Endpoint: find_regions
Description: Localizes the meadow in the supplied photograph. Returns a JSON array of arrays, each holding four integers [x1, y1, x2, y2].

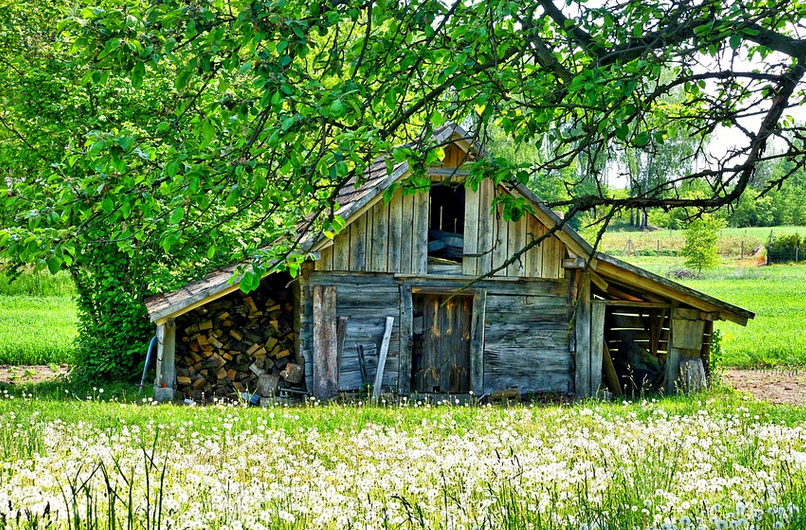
[[1, 387, 805, 530], [0, 271, 77, 365]]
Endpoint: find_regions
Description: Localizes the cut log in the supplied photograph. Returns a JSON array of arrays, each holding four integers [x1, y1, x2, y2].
[[256, 374, 279, 397], [280, 363, 304, 384]]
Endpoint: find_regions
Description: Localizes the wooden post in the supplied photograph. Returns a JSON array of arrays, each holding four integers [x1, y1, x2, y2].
[[312, 285, 338, 400], [741, 240, 744, 260], [602, 344, 622, 396], [590, 301, 606, 396], [154, 319, 176, 401], [574, 272, 592, 397], [470, 288, 487, 397], [701, 320, 714, 379], [372, 316, 395, 401], [398, 284, 413, 395]]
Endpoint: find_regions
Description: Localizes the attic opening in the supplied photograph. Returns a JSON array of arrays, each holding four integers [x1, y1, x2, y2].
[[427, 184, 465, 263]]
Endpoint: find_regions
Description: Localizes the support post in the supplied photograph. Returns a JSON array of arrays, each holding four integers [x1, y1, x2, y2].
[[312, 285, 338, 400], [154, 319, 176, 402], [398, 284, 413, 395], [574, 271, 592, 397], [590, 301, 606, 396], [470, 288, 487, 397]]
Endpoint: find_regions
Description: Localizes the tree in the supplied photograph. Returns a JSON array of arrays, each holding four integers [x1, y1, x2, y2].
[[682, 216, 724, 274], [3, 0, 806, 378]]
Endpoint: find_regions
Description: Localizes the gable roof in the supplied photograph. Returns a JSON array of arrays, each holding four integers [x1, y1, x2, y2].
[[145, 123, 754, 326]]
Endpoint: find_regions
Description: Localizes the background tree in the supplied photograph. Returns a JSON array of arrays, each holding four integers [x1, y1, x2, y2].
[[682, 216, 724, 274]]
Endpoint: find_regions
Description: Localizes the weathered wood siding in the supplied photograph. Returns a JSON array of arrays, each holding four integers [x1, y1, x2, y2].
[[462, 180, 565, 279], [483, 281, 574, 394], [318, 167, 567, 280], [301, 273, 401, 393], [317, 189, 429, 275]]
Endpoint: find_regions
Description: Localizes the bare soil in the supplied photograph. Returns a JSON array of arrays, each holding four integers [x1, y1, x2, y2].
[[722, 368, 806, 406], [1, 366, 805, 406], [0, 364, 69, 386]]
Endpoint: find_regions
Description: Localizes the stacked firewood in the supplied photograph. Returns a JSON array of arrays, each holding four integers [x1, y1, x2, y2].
[[173, 281, 303, 402]]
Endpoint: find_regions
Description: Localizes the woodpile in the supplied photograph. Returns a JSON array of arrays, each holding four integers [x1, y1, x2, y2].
[[173, 276, 302, 402]]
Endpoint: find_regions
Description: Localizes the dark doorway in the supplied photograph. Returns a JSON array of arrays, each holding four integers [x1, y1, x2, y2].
[[411, 293, 472, 393]]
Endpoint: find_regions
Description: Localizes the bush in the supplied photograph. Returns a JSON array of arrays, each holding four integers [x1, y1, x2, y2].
[[767, 233, 803, 263]]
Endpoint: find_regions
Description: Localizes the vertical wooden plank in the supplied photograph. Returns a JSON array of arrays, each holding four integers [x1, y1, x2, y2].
[[526, 215, 544, 277], [476, 178, 494, 276], [412, 189, 429, 274], [370, 200, 388, 272], [336, 316, 348, 384], [508, 214, 527, 276], [312, 285, 338, 400], [372, 316, 395, 400], [388, 190, 403, 273], [400, 193, 415, 274], [574, 272, 592, 397], [463, 184, 480, 276], [492, 202, 509, 276], [590, 301, 606, 396], [603, 343, 623, 396], [350, 214, 367, 272], [522, 214, 533, 277], [398, 284, 413, 395], [439, 297, 452, 390], [316, 245, 334, 271], [470, 289, 486, 397], [333, 231, 349, 271], [542, 236, 558, 279], [364, 204, 374, 270]]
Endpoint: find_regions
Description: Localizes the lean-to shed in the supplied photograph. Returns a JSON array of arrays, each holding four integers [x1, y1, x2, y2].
[[145, 124, 754, 402]]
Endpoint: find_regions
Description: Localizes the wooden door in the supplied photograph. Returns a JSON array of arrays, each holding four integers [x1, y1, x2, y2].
[[412, 294, 473, 393]]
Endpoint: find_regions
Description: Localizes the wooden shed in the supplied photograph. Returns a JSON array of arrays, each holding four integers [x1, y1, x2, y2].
[[145, 124, 754, 402]]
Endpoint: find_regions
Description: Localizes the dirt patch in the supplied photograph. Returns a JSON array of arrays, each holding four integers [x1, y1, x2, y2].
[[0, 364, 69, 386], [723, 369, 806, 406]]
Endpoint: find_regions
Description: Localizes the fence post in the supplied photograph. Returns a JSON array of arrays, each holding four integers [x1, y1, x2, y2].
[[657, 239, 660, 257], [741, 241, 744, 260]]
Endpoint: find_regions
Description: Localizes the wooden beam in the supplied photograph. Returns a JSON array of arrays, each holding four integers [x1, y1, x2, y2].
[[590, 301, 606, 396], [589, 270, 609, 292], [605, 301, 671, 309], [470, 288, 487, 397], [372, 316, 395, 401], [562, 257, 586, 269], [398, 284, 413, 395], [602, 343, 622, 396], [312, 285, 338, 400], [155, 319, 176, 393], [574, 272, 592, 397]]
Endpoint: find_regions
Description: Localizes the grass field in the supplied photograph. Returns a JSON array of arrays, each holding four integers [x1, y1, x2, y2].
[[0, 388, 805, 530], [0, 296, 77, 365], [599, 224, 805, 257], [0, 270, 77, 365]]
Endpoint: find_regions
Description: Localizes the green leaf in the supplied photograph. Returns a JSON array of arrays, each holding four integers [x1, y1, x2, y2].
[[634, 132, 650, 147], [47, 256, 62, 275], [169, 206, 184, 224], [97, 38, 120, 60], [102, 196, 114, 213], [330, 99, 345, 117], [729, 34, 742, 50]]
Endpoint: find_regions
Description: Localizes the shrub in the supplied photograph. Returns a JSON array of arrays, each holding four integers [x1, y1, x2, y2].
[[767, 233, 803, 263]]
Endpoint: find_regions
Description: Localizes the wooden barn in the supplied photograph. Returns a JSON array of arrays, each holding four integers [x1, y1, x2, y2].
[[145, 124, 754, 402]]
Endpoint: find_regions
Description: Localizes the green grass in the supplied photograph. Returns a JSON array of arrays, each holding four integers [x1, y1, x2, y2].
[[0, 269, 76, 296], [0, 295, 77, 365]]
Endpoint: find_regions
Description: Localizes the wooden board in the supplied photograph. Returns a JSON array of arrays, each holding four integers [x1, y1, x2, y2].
[[574, 272, 592, 397], [463, 183, 480, 276], [349, 213, 367, 271], [398, 284, 413, 395], [590, 301, 606, 396], [372, 316, 395, 400], [412, 190, 429, 274], [312, 285, 338, 400], [370, 199, 389, 272], [476, 178, 494, 276], [470, 289, 486, 396], [400, 192, 415, 274], [508, 214, 527, 277], [388, 190, 403, 273], [492, 203, 509, 276]]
